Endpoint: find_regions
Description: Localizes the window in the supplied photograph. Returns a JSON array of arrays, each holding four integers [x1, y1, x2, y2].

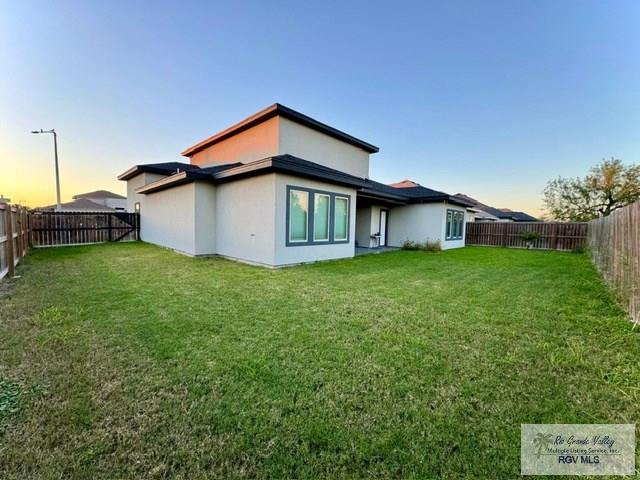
[[446, 209, 464, 240], [334, 196, 348, 241], [286, 186, 350, 246], [457, 213, 463, 237], [313, 194, 330, 241], [289, 189, 309, 242]]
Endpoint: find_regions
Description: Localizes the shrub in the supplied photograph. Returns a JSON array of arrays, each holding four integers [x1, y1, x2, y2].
[[518, 231, 542, 242], [419, 240, 442, 252], [401, 239, 441, 252], [401, 240, 419, 251]]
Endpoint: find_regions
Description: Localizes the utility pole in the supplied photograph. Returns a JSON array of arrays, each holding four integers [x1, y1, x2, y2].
[[31, 128, 61, 211]]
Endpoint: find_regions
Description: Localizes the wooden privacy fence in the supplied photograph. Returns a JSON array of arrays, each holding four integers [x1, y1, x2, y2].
[[587, 201, 639, 325], [30, 211, 140, 247], [465, 221, 588, 250], [0, 203, 30, 281]]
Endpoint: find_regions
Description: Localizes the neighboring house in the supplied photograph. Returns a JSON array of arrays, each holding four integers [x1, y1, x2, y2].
[[73, 190, 127, 211], [38, 197, 116, 212], [118, 103, 472, 267], [456, 193, 538, 222], [466, 207, 500, 222]]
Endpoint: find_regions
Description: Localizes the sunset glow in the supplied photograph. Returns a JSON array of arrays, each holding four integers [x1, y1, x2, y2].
[[2, 1, 638, 215]]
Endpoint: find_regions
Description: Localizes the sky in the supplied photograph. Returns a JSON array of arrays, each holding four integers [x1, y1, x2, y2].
[[1, 1, 638, 215]]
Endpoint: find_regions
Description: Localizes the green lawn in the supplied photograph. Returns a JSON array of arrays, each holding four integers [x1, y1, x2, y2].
[[0, 243, 638, 479]]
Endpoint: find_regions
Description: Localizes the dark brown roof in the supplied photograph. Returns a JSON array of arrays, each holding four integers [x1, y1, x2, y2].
[[73, 190, 125, 200], [180, 103, 379, 157], [117, 162, 202, 181], [131, 155, 471, 208], [135, 155, 368, 195], [455, 193, 538, 221]]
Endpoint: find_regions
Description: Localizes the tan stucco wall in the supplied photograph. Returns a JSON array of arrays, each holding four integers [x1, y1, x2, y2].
[[278, 117, 370, 178], [186, 115, 372, 179], [355, 204, 386, 248], [355, 206, 373, 247], [131, 180, 216, 256], [387, 202, 467, 250], [189, 116, 279, 166], [193, 183, 217, 255], [139, 183, 197, 255], [214, 174, 277, 266], [126, 172, 166, 212]]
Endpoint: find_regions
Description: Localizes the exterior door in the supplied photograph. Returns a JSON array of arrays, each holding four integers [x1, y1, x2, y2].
[[379, 210, 388, 247]]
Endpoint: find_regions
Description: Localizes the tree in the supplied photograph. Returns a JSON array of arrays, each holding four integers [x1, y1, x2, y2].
[[543, 158, 640, 221]]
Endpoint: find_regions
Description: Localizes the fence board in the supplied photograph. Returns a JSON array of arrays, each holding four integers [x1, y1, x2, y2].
[[30, 211, 140, 247], [465, 221, 588, 251], [0, 203, 31, 281], [587, 201, 639, 325]]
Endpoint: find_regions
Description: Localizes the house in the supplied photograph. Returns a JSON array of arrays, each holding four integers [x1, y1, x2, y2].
[[38, 197, 116, 212], [466, 207, 500, 222], [456, 193, 538, 222], [73, 190, 127, 211], [118, 103, 472, 267]]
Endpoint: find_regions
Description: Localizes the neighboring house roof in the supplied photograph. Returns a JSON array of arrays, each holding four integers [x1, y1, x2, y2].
[[388, 179, 420, 188], [504, 211, 538, 222], [365, 179, 474, 208], [38, 198, 115, 211], [73, 189, 126, 200], [455, 193, 538, 222], [468, 207, 500, 221], [180, 103, 380, 157], [128, 158, 472, 208]]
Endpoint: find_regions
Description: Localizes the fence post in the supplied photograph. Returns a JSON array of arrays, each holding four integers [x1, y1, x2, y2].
[[26, 209, 32, 248], [108, 214, 113, 242], [5, 207, 15, 278]]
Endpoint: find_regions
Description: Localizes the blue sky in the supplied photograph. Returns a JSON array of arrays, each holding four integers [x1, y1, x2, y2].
[[1, 0, 638, 214]]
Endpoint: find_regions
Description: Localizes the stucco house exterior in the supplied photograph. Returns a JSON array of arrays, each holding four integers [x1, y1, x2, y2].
[[118, 104, 472, 267], [73, 190, 127, 211], [38, 190, 127, 212], [456, 193, 538, 222]]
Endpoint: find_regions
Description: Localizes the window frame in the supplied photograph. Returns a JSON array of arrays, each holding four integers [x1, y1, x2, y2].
[[288, 188, 310, 243], [333, 195, 349, 242], [313, 193, 331, 242], [445, 208, 464, 241], [286, 185, 350, 247]]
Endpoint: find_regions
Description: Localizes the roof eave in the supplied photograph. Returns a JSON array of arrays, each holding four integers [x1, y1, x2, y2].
[[357, 188, 409, 203], [135, 171, 211, 195], [407, 195, 473, 208], [212, 156, 366, 189], [117, 166, 143, 181]]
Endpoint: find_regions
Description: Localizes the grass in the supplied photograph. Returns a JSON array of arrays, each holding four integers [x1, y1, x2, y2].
[[0, 242, 638, 479]]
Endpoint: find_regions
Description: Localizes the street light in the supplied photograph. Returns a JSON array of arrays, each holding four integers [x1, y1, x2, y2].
[[31, 128, 61, 211]]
